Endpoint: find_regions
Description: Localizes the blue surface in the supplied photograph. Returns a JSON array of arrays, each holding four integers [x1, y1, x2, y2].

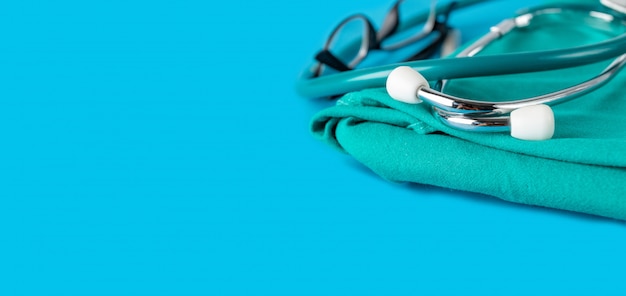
[[0, 0, 624, 295]]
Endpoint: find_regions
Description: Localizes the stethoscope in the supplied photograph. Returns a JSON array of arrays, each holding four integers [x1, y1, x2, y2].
[[297, 1, 626, 140]]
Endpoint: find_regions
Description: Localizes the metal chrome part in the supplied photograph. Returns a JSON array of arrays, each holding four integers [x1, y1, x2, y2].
[[434, 108, 510, 132], [424, 53, 626, 116], [428, 5, 626, 132]]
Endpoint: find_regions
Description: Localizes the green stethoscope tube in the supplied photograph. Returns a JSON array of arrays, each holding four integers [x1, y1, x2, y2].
[[296, 1, 626, 99]]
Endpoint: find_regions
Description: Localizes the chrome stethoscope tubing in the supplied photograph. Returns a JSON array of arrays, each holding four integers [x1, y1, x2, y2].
[[420, 53, 626, 117]]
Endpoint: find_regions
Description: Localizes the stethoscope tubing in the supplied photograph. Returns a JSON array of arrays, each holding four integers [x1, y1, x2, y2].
[[297, 34, 626, 98], [296, 2, 626, 99]]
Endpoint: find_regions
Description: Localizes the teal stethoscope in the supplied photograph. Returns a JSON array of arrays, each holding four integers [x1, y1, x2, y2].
[[296, 0, 626, 140]]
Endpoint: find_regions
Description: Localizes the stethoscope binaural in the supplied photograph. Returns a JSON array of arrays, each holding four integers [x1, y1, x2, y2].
[[386, 4, 626, 140], [297, 1, 626, 140]]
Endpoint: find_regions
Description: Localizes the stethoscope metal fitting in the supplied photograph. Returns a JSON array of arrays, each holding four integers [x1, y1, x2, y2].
[[386, 4, 626, 140]]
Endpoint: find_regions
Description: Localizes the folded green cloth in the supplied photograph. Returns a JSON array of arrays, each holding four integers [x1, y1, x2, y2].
[[310, 8, 626, 220]]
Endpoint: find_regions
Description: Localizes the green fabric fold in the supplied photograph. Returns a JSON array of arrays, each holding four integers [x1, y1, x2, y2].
[[312, 88, 626, 220], [309, 10, 626, 220]]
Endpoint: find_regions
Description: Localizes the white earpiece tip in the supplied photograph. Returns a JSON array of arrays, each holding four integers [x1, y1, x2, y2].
[[386, 66, 428, 104], [510, 104, 555, 141]]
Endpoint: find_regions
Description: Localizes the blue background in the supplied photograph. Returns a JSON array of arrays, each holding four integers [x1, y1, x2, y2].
[[1, 0, 625, 295]]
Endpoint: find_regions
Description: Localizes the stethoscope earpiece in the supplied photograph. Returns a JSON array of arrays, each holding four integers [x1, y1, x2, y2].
[[510, 104, 555, 141], [386, 66, 428, 104]]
